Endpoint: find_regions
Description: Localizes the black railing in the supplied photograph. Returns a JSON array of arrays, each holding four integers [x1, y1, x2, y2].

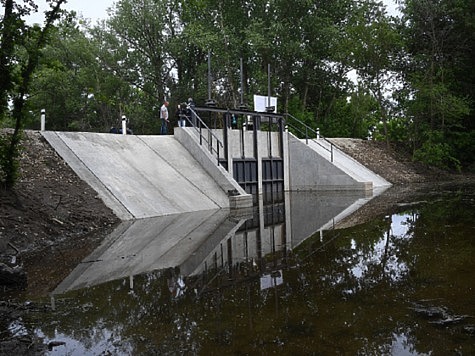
[[185, 106, 224, 166], [284, 113, 335, 162]]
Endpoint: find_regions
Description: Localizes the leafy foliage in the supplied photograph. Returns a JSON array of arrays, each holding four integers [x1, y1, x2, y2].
[[399, 0, 475, 169], [413, 130, 462, 171]]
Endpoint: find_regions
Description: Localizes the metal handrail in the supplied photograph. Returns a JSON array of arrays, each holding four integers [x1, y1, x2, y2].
[[184, 106, 224, 166], [284, 113, 335, 162]]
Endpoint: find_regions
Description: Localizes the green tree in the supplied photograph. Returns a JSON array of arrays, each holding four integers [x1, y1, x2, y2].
[[400, 0, 474, 170], [26, 15, 150, 133], [339, 1, 403, 146], [107, 0, 174, 101], [1, 0, 66, 189]]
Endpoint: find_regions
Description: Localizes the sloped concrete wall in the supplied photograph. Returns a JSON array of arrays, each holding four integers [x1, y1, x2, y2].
[[42, 131, 245, 219], [288, 134, 370, 191]]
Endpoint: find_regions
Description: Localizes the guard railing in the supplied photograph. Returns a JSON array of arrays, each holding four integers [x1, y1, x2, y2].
[[284, 113, 335, 162], [185, 106, 224, 166]]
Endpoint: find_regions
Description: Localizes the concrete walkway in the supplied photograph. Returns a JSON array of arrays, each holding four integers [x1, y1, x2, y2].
[[42, 132, 232, 220]]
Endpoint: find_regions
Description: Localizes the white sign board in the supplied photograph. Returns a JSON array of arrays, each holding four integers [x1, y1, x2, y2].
[[260, 270, 283, 290], [253, 95, 277, 113]]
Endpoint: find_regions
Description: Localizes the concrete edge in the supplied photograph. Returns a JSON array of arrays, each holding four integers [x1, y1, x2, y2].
[[174, 128, 253, 208], [290, 182, 373, 192], [51, 219, 135, 295], [320, 185, 391, 230]]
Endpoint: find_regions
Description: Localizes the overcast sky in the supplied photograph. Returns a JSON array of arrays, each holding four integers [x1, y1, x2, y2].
[[23, 0, 114, 24], [65, 0, 113, 21], [23, 0, 400, 25]]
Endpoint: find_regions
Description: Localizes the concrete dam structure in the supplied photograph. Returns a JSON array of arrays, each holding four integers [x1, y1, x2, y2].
[[41, 115, 390, 221], [43, 110, 392, 294]]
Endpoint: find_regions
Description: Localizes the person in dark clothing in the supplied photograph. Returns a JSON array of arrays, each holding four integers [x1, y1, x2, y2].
[[186, 98, 196, 127]]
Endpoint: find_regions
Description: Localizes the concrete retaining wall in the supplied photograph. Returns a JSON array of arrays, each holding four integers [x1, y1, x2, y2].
[[288, 134, 371, 191]]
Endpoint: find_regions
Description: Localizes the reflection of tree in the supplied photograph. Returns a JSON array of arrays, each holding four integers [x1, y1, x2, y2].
[[299, 211, 417, 294]]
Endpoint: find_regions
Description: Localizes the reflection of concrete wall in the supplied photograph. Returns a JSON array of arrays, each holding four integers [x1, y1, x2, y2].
[[171, 191, 368, 275], [191, 228, 259, 275], [53, 190, 373, 295], [288, 191, 369, 248], [261, 224, 285, 255], [181, 215, 249, 276], [197, 223, 286, 273], [53, 209, 242, 294]]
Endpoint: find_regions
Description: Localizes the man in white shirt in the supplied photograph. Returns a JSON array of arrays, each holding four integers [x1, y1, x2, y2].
[[160, 101, 169, 134]]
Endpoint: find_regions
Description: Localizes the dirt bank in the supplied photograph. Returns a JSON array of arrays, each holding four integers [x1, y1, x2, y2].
[[328, 138, 475, 228], [0, 130, 121, 354]]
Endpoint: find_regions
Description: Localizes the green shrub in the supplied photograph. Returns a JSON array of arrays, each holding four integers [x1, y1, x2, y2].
[[0, 132, 21, 189], [413, 131, 461, 172]]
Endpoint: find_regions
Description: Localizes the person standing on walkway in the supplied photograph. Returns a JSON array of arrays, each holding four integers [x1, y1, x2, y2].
[[160, 100, 169, 134], [178, 103, 187, 127], [187, 97, 196, 127]]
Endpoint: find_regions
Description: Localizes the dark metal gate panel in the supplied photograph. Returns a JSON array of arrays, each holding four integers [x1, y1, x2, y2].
[[233, 158, 284, 204], [233, 159, 258, 200], [262, 158, 284, 203]]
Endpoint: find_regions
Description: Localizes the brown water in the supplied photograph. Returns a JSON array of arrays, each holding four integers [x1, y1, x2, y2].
[[9, 185, 475, 354]]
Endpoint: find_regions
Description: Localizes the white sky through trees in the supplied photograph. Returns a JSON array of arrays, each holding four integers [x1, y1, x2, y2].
[[21, 0, 401, 25]]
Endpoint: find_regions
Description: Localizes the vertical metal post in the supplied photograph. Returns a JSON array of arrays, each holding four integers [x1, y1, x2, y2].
[[268, 64, 271, 109], [223, 110, 229, 169], [268, 121, 272, 157], [40, 109, 46, 131], [278, 117, 284, 158], [122, 115, 127, 135], [241, 121, 246, 158], [208, 51, 212, 102], [240, 58, 245, 107]]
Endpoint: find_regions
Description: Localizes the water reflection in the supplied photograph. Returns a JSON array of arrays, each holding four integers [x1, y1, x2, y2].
[[348, 212, 418, 287], [33, 187, 475, 354], [53, 190, 371, 295]]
